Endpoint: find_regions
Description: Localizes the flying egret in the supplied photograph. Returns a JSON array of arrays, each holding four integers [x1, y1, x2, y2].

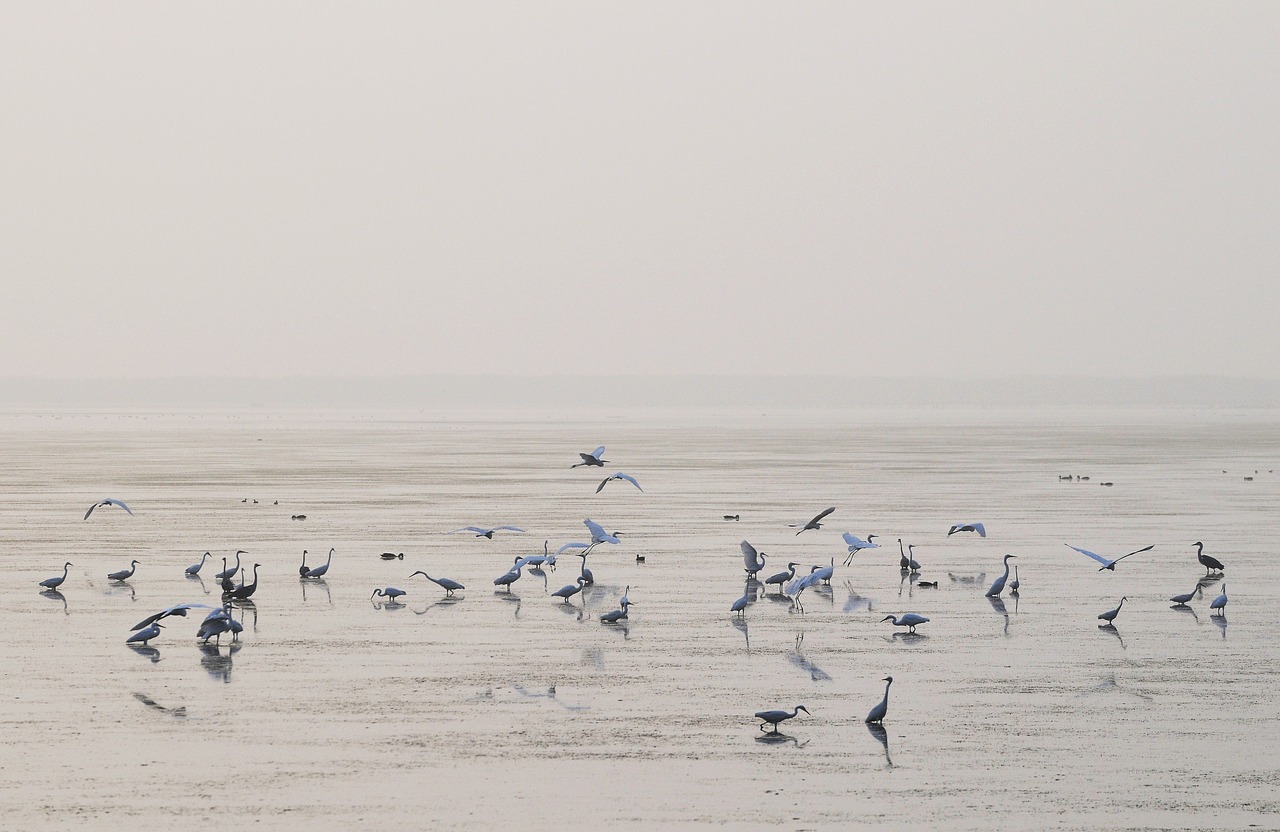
[[790, 507, 835, 535], [126, 623, 164, 646], [410, 570, 465, 597], [865, 677, 894, 724], [842, 533, 879, 566], [216, 551, 245, 581], [764, 562, 797, 592], [455, 525, 526, 539], [108, 560, 140, 582], [986, 554, 1016, 597], [1009, 565, 1020, 595], [571, 446, 608, 468], [882, 613, 929, 633], [741, 541, 767, 578], [84, 498, 133, 520], [229, 564, 261, 599], [754, 704, 809, 733], [600, 597, 633, 623], [948, 522, 987, 538], [1169, 585, 1200, 606], [131, 603, 216, 631], [1098, 596, 1127, 624], [1193, 542, 1225, 575], [1067, 544, 1153, 572], [39, 562, 73, 591], [582, 518, 621, 553], [784, 570, 823, 611], [185, 552, 211, 576], [304, 548, 334, 578], [551, 576, 587, 602], [1209, 583, 1227, 614], [371, 587, 407, 602], [596, 472, 643, 493]]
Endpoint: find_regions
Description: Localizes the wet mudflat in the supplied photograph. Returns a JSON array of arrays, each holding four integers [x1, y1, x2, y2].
[[0, 408, 1276, 829]]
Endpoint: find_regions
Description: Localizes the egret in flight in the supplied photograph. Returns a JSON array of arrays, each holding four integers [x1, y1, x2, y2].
[[571, 446, 608, 468], [84, 498, 133, 520], [754, 704, 809, 733], [1193, 542, 1225, 575], [842, 533, 879, 566], [596, 472, 643, 493], [455, 525, 526, 539], [948, 522, 987, 538], [1067, 544, 1153, 572], [865, 677, 894, 724], [986, 554, 1016, 597], [582, 518, 622, 554], [790, 507, 835, 535]]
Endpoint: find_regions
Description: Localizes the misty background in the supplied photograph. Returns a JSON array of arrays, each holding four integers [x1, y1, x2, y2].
[[1, 3, 1276, 406]]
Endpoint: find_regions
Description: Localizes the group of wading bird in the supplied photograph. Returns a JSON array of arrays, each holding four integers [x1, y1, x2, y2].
[[42, 454, 1234, 734]]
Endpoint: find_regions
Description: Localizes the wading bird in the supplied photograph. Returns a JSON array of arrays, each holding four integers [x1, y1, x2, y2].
[[813, 558, 835, 585], [108, 560, 140, 582], [865, 676, 894, 724], [1194, 542, 1225, 575], [39, 562, 73, 591], [600, 595, 633, 624], [494, 562, 523, 591], [1009, 565, 1021, 594], [755, 704, 809, 733], [1169, 585, 1200, 606], [84, 498, 133, 520], [948, 522, 987, 538], [216, 551, 245, 581], [185, 552, 211, 575], [1067, 544, 1153, 572], [371, 587, 407, 603], [576, 553, 594, 585], [882, 613, 929, 634], [842, 533, 879, 566], [1209, 583, 1228, 614], [1098, 596, 1127, 624], [790, 507, 835, 535], [126, 623, 164, 646], [551, 576, 587, 603], [455, 525, 526, 539], [764, 562, 797, 592], [741, 541, 767, 578], [986, 554, 1016, 597], [410, 570, 464, 597], [303, 548, 334, 578], [229, 564, 261, 600], [596, 472, 642, 493], [298, 550, 310, 577], [897, 539, 920, 571], [731, 585, 753, 618], [571, 446, 608, 468]]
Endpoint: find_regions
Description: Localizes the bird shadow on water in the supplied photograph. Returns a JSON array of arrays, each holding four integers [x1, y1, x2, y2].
[[731, 618, 750, 651], [1211, 614, 1227, 639], [512, 684, 590, 712], [128, 644, 161, 663], [40, 590, 69, 614], [1171, 603, 1200, 623], [888, 631, 928, 645], [199, 642, 240, 683], [413, 597, 463, 616], [754, 731, 807, 748], [1098, 623, 1127, 650], [301, 578, 332, 605], [185, 573, 211, 595], [788, 633, 831, 680], [866, 723, 893, 768]]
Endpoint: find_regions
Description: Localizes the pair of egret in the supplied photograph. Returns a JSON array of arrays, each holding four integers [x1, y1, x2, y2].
[[754, 677, 895, 732]]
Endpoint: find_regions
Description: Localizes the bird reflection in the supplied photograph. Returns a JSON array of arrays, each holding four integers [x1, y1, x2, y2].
[[731, 618, 750, 651], [107, 584, 137, 602], [987, 596, 1007, 615], [185, 573, 211, 595], [1098, 623, 1126, 650], [40, 589, 69, 614], [811, 584, 834, 606], [1171, 603, 1200, 623], [128, 644, 161, 663], [890, 631, 929, 644], [231, 599, 257, 632], [842, 582, 872, 613], [866, 723, 893, 768], [1212, 614, 1227, 639], [754, 732, 807, 748], [512, 684, 590, 712], [199, 641, 240, 683], [1197, 574, 1221, 589], [949, 572, 986, 586], [788, 633, 830, 680], [497, 592, 522, 618], [413, 597, 463, 616], [301, 578, 332, 605]]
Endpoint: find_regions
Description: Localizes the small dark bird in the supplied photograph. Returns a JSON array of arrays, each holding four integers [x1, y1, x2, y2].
[[380, 552, 404, 560], [723, 514, 740, 521]]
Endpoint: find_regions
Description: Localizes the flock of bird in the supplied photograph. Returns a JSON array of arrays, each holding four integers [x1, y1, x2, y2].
[[39, 444, 1235, 736]]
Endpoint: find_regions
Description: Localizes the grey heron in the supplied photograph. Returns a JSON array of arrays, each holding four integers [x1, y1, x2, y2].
[[865, 677, 893, 724], [986, 555, 1016, 597], [1194, 542, 1225, 575], [755, 704, 808, 733], [790, 507, 835, 535], [1067, 544, 1153, 572], [596, 472, 642, 493], [410, 570, 465, 596], [882, 613, 929, 633], [84, 498, 133, 520]]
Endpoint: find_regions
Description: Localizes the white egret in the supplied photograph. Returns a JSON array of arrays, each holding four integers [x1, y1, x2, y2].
[[842, 533, 879, 566], [371, 587, 407, 602], [813, 558, 835, 585], [882, 613, 929, 633], [790, 507, 835, 535], [1067, 543, 1153, 572], [185, 552, 211, 575], [126, 623, 164, 645], [985, 554, 1016, 597], [304, 548, 334, 578], [582, 518, 621, 553], [39, 562, 73, 591], [1209, 583, 1227, 614], [741, 541, 767, 578], [731, 586, 752, 618], [1194, 542, 1225, 575], [455, 525, 526, 539], [84, 498, 133, 520], [228, 564, 261, 600], [600, 597, 633, 624], [1009, 565, 1020, 594], [865, 677, 893, 724], [897, 539, 920, 571], [298, 550, 310, 577], [571, 446, 608, 468], [764, 562, 797, 592], [783, 570, 823, 611], [551, 576, 587, 602], [410, 570, 465, 596], [948, 522, 987, 538], [108, 560, 140, 582], [1169, 585, 1200, 606], [494, 562, 523, 591], [576, 553, 594, 585], [131, 603, 216, 631], [596, 472, 643, 493], [215, 551, 245, 581], [755, 704, 809, 733], [1098, 596, 1127, 624]]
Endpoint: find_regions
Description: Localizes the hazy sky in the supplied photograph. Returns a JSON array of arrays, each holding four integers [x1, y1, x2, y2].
[[1, 3, 1276, 379]]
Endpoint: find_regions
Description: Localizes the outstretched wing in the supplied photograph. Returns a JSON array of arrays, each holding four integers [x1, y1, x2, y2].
[[454, 526, 488, 534], [1066, 544, 1110, 566], [596, 476, 610, 493], [584, 518, 607, 540], [493, 526, 526, 533], [556, 542, 591, 555], [105, 498, 134, 515], [616, 473, 642, 491], [740, 540, 759, 564], [84, 501, 100, 520], [810, 507, 836, 524], [591, 446, 605, 460], [1114, 544, 1154, 562]]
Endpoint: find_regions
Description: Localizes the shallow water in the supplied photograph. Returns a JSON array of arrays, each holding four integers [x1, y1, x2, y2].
[[0, 408, 1277, 829]]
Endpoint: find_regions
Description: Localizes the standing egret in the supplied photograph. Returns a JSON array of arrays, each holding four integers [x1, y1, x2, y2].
[[865, 677, 894, 724], [454, 525, 526, 539], [897, 539, 920, 571], [1194, 542, 1225, 575], [371, 587, 407, 602], [842, 533, 879, 566], [576, 553, 594, 585], [126, 623, 164, 645], [216, 551, 245, 581], [571, 446, 608, 468], [494, 562, 523, 591], [229, 564, 261, 600], [985, 555, 1016, 597], [1169, 585, 1200, 606], [596, 472, 643, 493], [1009, 565, 1021, 595], [731, 585, 753, 618], [741, 541, 767, 578], [298, 550, 310, 577], [813, 558, 835, 585], [783, 570, 823, 612], [185, 552, 211, 576], [600, 597, 633, 623], [948, 522, 987, 537], [1067, 544, 1153, 572], [1098, 597, 1127, 624], [108, 560, 140, 582], [410, 570, 465, 597], [39, 562, 73, 591], [84, 498, 133, 520], [906, 545, 922, 571], [764, 562, 797, 592], [1209, 583, 1227, 614], [304, 548, 334, 578], [882, 613, 929, 634], [790, 507, 835, 535], [551, 576, 587, 602], [754, 704, 809, 733]]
